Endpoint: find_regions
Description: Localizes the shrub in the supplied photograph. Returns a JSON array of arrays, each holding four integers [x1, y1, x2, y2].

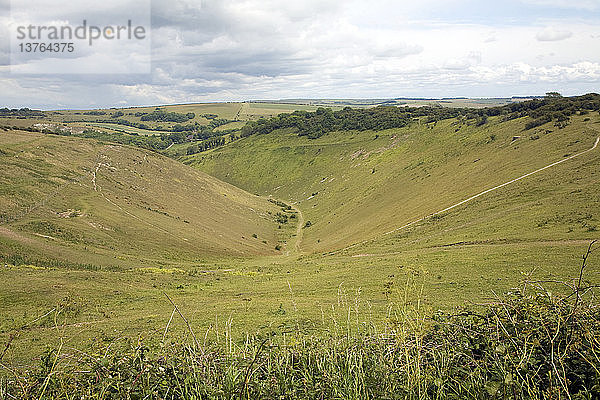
[[525, 115, 552, 130]]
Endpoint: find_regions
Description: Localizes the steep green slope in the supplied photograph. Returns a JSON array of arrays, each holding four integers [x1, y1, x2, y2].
[[186, 114, 600, 253], [0, 130, 287, 269]]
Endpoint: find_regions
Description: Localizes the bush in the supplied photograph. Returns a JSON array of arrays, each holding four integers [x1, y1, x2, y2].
[[525, 115, 552, 130]]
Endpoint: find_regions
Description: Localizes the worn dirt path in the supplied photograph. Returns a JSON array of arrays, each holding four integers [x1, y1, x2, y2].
[[292, 204, 304, 254], [281, 202, 304, 256]]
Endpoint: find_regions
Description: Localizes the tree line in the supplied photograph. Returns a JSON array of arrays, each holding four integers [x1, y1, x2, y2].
[[240, 106, 460, 139], [0, 107, 44, 117], [239, 93, 600, 139], [185, 137, 227, 155], [140, 110, 195, 123]]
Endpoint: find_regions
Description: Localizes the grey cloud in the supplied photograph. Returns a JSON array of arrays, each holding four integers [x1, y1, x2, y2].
[[372, 43, 423, 59], [10, 1, 150, 25], [1, 0, 599, 108], [151, 1, 210, 30], [199, 52, 315, 76], [0, 19, 8, 66]]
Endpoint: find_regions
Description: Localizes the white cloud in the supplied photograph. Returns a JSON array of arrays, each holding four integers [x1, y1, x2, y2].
[[522, 0, 600, 10], [1, 0, 600, 107], [536, 28, 573, 41]]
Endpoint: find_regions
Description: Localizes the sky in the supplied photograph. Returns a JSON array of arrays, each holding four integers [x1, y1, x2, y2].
[[1, 0, 599, 109]]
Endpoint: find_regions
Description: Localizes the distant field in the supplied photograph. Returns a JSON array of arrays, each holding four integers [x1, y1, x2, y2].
[[84, 122, 164, 136], [2, 99, 529, 140], [253, 97, 524, 109], [401, 98, 517, 108], [170, 103, 242, 120], [236, 102, 342, 119], [0, 116, 45, 128], [214, 121, 246, 131], [43, 104, 241, 130], [15, 102, 341, 135]]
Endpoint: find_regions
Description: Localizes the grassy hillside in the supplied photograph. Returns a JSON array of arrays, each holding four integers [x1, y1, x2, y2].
[[6, 284, 599, 398], [0, 129, 287, 269], [0, 129, 302, 360], [186, 113, 600, 253]]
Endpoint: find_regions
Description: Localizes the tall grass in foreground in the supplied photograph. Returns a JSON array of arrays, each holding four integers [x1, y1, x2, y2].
[[1, 243, 599, 399]]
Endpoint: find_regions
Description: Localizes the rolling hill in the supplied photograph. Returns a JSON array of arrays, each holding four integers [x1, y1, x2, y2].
[[0, 129, 287, 270], [185, 112, 600, 254]]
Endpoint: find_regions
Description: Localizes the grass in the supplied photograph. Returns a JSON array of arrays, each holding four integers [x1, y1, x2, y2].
[[1, 241, 595, 362], [83, 122, 164, 136], [2, 252, 599, 399], [0, 130, 290, 265], [1, 102, 599, 395]]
